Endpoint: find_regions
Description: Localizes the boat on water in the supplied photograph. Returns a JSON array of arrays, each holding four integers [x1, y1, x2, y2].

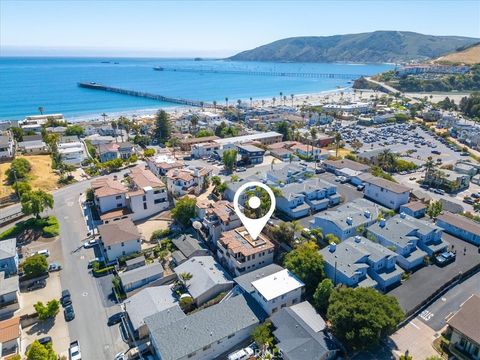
[[153, 66, 164, 71]]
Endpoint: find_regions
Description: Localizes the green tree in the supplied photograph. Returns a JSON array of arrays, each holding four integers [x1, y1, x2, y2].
[[325, 233, 341, 244], [178, 272, 193, 287], [283, 241, 324, 298], [171, 197, 196, 227], [143, 148, 155, 157], [334, 132, 342, 157], [14, 181, 31, 198], [65, 125, 85, 136], [34, 299, 60, 320], [7, 158, 32, 183], [327, 287, 403, 350], [27, 340, 57, 360], [196, 129, 214, 138], [252, 322, 274, 348], [21, 189, 54, 219], [10, 127, 24, 142], [222, 149, 237, 173], [23, 254, 48, 278], [313, 278, 334, 314], [426, 200, 443, 219], [276, 121, 292, 141], [154, 110, 172, 143]]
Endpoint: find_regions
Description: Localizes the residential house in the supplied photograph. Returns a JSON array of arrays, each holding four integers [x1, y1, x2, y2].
[[290, 143, 326, 160], [147, 151, 184, 177], [19, 114, 64, 133], [166, 166, 212, 197], [171, 234, 210, 266], [271, 301, 339, 360], [311, 198, 386, 241], [0, 238, 19, 276], [0, 273, 19, 319], [118, 142, 136, 160], [217, 227, 275, 277], [173, 256, 233, 306], [201, 200, 242, 247], [119, 262, 165, 293], [191, 142, 220, 159], [124, 286, 178, 340], [146, 294, 263, 360], [323, 159, 370, 175], [234, 264, 284, 296], [250, 269, 304, 315], [98, 143, 120, 163], [58, 138, 86, 166], [0, 316, 21, 357], [270, 147, 297, 162], [179, 136, 219, 151], [399, 201, 427, 219], [236, 144, 265, 165], [364, 177, 411, 210], [45, 126, 67, 134], [367, 213, 448, 270], [447, 294, 480, 360], [98, 124, 116, 136], [98, 219, 142, 262], [0, 135, 14, 160], [92, 177, 129, 214], [320, 236, 403, 291], [436, 212, 480, 246], [17, 135, 48, 154], [276, 178, 340, 219]]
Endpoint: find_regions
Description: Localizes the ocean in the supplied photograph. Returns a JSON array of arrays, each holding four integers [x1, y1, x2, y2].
[[0, 57, 393, 121]]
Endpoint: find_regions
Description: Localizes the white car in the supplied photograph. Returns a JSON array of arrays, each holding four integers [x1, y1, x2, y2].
[[83, 239, 97, 248], [69, 341, 82, 360], [31, 249, 50, 258]]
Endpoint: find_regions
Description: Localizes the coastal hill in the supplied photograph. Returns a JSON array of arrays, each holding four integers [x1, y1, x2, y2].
[[434, 43, 480, 65], [229, 31, 480, 63]]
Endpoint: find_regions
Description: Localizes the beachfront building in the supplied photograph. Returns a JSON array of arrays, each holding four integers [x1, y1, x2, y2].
[[19, 114, 65, 134], [98, 218, 142, 262], [166, 166, 212, 197], [320, 236, 403, 291], [323, 102, 371, 114], [363, 177, 411, 210], [310, 198, 386, 241], [367, 213, 448, 270], [217, 227, 275, 277]]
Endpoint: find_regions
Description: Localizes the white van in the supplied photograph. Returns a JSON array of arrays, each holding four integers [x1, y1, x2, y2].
[[227, 347, 254, 360]]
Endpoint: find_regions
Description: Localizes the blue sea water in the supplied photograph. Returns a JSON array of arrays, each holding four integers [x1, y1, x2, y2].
[[0, 57, 393, 121]]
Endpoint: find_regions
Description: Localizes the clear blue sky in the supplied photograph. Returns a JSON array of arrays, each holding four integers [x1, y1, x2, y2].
[[1, 0, 479, 57]]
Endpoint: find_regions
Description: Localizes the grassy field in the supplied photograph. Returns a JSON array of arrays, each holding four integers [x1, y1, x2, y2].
[[0, 155, 60, 197]]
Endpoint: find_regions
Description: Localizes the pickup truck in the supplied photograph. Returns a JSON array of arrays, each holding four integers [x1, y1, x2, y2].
[[69, 340, 82, 360]]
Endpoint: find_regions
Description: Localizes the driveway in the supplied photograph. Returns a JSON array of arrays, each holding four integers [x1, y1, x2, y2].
[[388, 233, 480, 314]]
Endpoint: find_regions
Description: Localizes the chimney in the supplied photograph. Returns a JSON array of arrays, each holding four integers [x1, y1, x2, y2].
[[329, 242, 337, 252], [379, 218, 386, 227], [346, 216, 353, 225]]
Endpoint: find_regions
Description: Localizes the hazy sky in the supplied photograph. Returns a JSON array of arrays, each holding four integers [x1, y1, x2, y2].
[[1, 0, 479, 57]]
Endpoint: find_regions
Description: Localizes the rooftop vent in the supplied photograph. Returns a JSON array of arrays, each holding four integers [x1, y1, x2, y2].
[[346, 217, 353, 225], [379, 218, 386, 228]]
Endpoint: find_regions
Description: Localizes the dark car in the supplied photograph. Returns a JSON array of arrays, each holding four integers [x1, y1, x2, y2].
[[107, 312, 124, 326], [61, 289, 72, 307], [435, 251, 456, 266], [64, 304, 75, 321], [25, 336, 52, 354], [315, 168, 325, 174], [27, 279, 47, 291]]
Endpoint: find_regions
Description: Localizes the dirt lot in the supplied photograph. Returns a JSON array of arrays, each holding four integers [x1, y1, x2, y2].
[[0, 155, 60, 197]]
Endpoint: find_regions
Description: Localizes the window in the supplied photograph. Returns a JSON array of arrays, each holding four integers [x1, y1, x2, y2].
[[227, 334, 235, 339], [142, 195, 146, 201], [115, 195, 122, 200], [154, 190, 161, 194], [154, 199, 163, 204], [117, 203, 122, 208], [203, 344, 211, 351], [187, 352, 196, 358], [143, 203, 147, 210], [272, 307, 277, 313], [121, 242, 124, 247]]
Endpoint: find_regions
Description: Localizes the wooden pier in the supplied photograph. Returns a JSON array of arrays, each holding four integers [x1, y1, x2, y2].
[[153, 66, 364, 80], [77, 82, 210, 107]]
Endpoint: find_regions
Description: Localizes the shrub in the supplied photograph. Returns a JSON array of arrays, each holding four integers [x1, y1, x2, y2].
[[150, 229, 171, 241], [7, 158, 32, 183], [23, 254, 48, 278]]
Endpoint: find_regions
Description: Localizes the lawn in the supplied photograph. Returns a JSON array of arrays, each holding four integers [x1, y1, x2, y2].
[[0, 155, 60, 197]]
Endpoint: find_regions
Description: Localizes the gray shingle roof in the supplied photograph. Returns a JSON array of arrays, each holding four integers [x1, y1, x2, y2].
[[0, 238, 16, 260], [173, 256, 233, 300], [119, 262, 164, 287], [171, 234, 208, 259], [125, 286, 178, 331], [148, 295, 261, 360], [271, 302, 338, 360], [98, 218, 140, 246]]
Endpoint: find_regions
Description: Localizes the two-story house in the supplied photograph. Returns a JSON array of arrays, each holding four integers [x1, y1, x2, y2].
[[98, 218, 141, 262], [217, 227, 275, 277], [367, 213, 448, 270], [436, 211, 480, 246], [236, 144, 265, 165], [320, 236, 403, 291], [311, 198, 386, 241], [0, 238, 19, 276], [0, 272, 19, 319], [0, 135, 14, 160], [166, 166, 212, 197], [191, 142, 220, 159], [363, 177, 411, 210], [98, 142, 120, 163], [202, 200, 242, 246]]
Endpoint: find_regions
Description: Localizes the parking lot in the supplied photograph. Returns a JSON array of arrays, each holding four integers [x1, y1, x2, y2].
[[388, 233, 480, 315]]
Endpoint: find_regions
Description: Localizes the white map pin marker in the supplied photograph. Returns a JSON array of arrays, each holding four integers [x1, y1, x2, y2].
[[233, 181, 276, 240]]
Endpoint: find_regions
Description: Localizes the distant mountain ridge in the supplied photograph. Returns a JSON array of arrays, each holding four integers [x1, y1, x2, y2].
[[229, 31, 480, 63]]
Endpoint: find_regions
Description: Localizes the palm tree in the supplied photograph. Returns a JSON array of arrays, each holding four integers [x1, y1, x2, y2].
[[283, 95, 287, 106], [310, 127, 318, 160], [38, 106, 44, 115], [279, 92, 283, 105], [261, 99, 266, 107], [249, 97, 253, 108], [190, 114, 199, 133], [334, 132, 342, 157], [111, 120, 118, 143], [178, 272, 193, 288], [101, 112, 108, 123], [290, 94, 294, 107], [213, 100, 217, 113], [225, 97, 229, 107], [272, 97, 276, 107]]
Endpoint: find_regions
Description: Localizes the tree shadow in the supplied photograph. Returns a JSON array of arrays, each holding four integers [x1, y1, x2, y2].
[[25, 317, 56, 336]]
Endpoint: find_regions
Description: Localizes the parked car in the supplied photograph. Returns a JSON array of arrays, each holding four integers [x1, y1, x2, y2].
[[463, 197, 475, 205], [434, 188, 445, 195], [69, 341, 82, 360], [435, 251, 456, 266], [356, 184, 365, 191], [25, 336, 52, 354], [315, 168, 325, 174], [83, 239, 97, 249], [409, 177, 417, 181], [236, 167, 247, 172], [48, 263, 62, 272], [30, 249, 50, 258], [227, 346, 254, 360], [27, 280, 47, 291], [107, 312, 124, 326], [61, 289, 72, 307], [64, 304, 75, 321], [114, 353, 126, 360]]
